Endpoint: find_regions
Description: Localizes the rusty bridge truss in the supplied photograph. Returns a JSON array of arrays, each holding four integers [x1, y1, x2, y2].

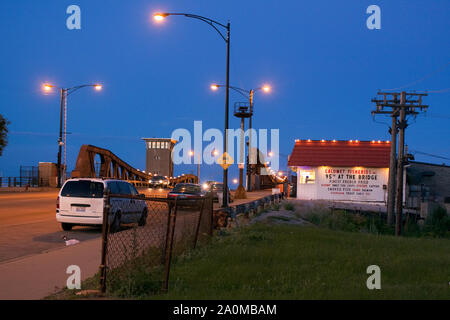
[[71, 145, 197, 186]]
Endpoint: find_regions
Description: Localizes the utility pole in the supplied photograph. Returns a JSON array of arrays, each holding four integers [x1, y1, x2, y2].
[[57, 88, 65, 188], [222, 21, 230, 208], [247, 90, 254, 192], [387, 108, 398, 226], [395, 95, 406, 236], [371, 91, 428, 235]]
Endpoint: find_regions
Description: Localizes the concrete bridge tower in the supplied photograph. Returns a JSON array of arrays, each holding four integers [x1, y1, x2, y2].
[[142, 138, 177, 177]]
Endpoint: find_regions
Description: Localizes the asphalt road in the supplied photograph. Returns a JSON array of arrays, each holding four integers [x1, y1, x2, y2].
[[0, 188, 169, 263]]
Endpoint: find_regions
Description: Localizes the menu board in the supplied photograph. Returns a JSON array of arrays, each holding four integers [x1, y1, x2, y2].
[[317, 167, 388, 201]]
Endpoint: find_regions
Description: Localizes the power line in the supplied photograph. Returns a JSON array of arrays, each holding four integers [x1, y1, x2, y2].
[[409, 149, 450, 161], [424, 113, 450, 119], [381, 61, 450, 91], [425, 87, 450, 93]]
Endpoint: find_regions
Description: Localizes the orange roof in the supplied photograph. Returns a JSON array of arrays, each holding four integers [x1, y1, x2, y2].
[[288, 140, 390, 168]]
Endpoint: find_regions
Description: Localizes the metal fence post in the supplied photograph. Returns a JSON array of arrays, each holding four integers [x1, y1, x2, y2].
[[193, 198, 206, 249], [162, 198, 178, 293], [209, 193, 214, 236], [161, 200, 173, 266], [99, 191, 110, 294]]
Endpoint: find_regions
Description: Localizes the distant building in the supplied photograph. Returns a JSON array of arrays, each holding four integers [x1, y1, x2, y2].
[[38, 162, 58, 187], [288, 139, 391, 202], [142, 138, 177, 177], [405, 161, 450, 211]]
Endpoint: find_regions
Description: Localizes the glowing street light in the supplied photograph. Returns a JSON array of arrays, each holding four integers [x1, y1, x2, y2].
[[210, 83, 271, 192], [189, 150, 200, 182], [152, 11, 231, 207], [42, 82, 102, 187], [153, 13, 168, 21]]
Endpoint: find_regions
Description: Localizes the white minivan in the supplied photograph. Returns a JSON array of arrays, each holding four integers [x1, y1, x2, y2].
[[56, 178, 148, 232]]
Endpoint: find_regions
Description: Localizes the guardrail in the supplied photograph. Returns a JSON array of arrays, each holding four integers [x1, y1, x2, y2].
[[0, 177, 39, 188]]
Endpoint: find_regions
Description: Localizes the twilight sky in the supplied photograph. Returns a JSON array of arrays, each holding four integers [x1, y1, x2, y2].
[[0, 0, 449, 181]]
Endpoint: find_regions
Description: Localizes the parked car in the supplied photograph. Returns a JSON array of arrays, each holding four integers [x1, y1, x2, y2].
[[167, 183, 206, 209], [56, 178, 148, 232], [167, 183, 205, 199], [202, 180, 217, 191], [210, 182, 234, 203], [149, 175, 170, 188]]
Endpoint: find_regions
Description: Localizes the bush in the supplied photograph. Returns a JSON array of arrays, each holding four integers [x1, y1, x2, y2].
[[283, 202, 295, 211], [305, 209, 395, 235], [422, 206, 450, 238], [365, 215, 394, 235], [323, 210, 363, 232]]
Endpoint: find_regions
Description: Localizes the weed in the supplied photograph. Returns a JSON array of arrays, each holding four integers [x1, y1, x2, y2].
[[283, 202, 295, 211]]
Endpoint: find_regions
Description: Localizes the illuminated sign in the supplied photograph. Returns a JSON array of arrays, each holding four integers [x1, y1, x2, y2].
[[317, 166, 388, 201]]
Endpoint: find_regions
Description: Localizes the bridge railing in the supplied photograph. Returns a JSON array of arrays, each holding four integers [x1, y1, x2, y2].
[[0, 177, 39, 188]]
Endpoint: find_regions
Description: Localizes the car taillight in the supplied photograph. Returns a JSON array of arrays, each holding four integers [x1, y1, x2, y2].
[[56, 196, 60, 209]]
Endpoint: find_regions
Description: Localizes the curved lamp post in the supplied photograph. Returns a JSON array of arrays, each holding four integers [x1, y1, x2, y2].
[[210, 84, 270, 192], [43, 83, 102, 187], [153, 12, 231, 207]]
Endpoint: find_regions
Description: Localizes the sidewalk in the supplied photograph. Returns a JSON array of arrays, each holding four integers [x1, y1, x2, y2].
[[0, 238, 101, 300]]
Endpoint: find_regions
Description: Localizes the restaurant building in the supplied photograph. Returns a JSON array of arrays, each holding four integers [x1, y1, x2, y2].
[[288, 139, 391, 202]]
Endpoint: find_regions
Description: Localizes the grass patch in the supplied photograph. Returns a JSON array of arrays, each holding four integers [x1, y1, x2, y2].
[[149, 223, 450, 299], [45, 272, 101, 300], [304, 206, 450, 238], [283, 202, 295, 211], [268, 215, 291, 222]]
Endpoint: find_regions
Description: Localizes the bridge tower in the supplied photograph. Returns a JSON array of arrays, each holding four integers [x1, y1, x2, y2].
[[142, 138, 177, 177]]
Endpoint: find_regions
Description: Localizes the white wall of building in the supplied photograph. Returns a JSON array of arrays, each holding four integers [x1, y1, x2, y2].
[[296, 166, 389, 202]]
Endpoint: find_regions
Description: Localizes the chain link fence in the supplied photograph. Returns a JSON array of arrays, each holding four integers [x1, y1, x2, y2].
[[99, 192, 213, 297]]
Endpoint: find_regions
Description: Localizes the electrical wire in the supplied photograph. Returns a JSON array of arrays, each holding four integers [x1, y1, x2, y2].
[[423, 113, 450, 119], [381, 61, 450, 91], [425, 87, 450, 93], [409, 149, 450, 161]]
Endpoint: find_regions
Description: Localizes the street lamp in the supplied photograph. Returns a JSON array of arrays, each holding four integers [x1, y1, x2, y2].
[[42, 83, 102, 188], [210, 83, 271, 192], [189, 150, 200, 182], [153, 12, 231, 207]]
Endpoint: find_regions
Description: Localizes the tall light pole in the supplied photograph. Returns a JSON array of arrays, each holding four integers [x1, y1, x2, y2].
[[153, 12, 231, 207], [189, 150, 200, 182], [211, 84, 270, 193], [43, 83, 102, 187]]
